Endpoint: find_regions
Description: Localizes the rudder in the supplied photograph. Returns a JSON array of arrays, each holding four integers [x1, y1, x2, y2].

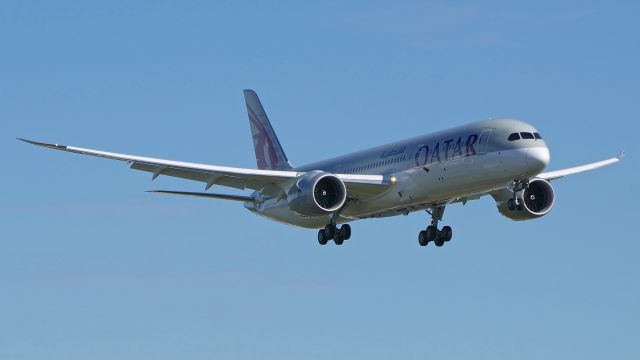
[[243, 89, 293, 170]]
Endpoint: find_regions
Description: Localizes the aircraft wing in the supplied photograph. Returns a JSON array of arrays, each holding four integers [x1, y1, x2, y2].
[[19, 138, 390, 199], [537, 151, 624, 181]]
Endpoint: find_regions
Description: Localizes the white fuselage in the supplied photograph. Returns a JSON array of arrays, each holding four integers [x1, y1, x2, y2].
[[246, 119, 551, 228]]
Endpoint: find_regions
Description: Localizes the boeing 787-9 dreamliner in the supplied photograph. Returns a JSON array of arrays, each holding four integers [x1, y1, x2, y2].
[[20, 90, 623, 247]]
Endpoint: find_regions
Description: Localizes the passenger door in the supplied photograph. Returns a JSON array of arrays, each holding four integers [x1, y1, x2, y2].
[[477, 129, 493, 155]]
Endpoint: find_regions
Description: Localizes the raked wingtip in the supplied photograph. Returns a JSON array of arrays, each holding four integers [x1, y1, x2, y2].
[[17, 138, 67, 150]]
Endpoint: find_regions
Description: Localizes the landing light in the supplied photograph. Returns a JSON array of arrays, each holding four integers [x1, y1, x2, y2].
[[390, 176, 397, 184]]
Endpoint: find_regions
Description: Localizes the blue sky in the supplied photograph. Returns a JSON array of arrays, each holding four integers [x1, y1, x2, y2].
[[2, 1, 639, 359]]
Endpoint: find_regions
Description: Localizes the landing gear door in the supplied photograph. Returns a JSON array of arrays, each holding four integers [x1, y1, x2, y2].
[[477, 129, 493, 155]]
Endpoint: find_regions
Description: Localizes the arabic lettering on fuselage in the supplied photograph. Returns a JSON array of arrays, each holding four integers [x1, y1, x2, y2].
[[414, 134, 478, 166], [380, 145, 407, 159]]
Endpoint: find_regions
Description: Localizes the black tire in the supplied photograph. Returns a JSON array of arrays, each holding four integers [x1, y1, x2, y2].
[[341, 224, 351, 240], [324, 224, 335, 239], [434, 235, 445, 247], [441, 226, 452, 242], [507, 199, 516, 211], [418, 230, 428, 246], [426, 225, 437, 242], [334, 235, 344, 245], [318, 230, 328, 245]]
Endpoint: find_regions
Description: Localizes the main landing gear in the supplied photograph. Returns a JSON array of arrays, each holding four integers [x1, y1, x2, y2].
[[418, 206, 453, 247], [318, 223, 351, 245], [318, 207, 351, 246], [507, 179, 529, 211]]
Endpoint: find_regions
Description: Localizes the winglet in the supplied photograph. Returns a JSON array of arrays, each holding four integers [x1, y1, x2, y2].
[[617, 150, 625, 160], [18, 138, 68, 150]]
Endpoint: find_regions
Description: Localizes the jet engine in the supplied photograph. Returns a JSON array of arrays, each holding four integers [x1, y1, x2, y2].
[[493, 178, 555, 221], [288, 171, 347, 216]]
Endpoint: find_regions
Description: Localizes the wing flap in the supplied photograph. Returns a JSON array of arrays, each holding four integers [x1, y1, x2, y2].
[[130, 162, 249, 190], [344, 182, 391, 200], [337, 174, 392, 200]]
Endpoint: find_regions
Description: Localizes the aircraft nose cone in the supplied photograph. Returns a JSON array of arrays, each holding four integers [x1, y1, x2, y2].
[[527, 147, 550, 173]]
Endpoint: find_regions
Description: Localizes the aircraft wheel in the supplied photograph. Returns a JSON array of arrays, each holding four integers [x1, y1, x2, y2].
[[507, 199, 517, 211], [334, 235, 344, 245], [434, 235, 445, 247], [340, 224, 351, 240], [441, 226, 453, 242], [318, 229, 329, 245], [426, 225, 438, 242], [318, 230, 328, 245], [324, 224, 336, 240], [418, 230, 428, 246]]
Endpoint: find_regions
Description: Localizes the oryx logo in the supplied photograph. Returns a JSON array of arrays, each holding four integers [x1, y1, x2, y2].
[[247, 105, 279, 170]]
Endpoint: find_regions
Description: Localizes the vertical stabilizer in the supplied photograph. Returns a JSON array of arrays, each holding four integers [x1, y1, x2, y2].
[[243, 89, 293, 170]]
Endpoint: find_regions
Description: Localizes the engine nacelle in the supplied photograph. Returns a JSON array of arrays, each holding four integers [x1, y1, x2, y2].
[[287, 171, 347, 216], [493, 178, 555, 221]]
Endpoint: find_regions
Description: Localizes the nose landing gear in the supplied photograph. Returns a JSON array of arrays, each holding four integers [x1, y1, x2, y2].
[[418, 206, 453, 247]]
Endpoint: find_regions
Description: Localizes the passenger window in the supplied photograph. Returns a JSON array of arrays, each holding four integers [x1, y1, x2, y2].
[[508, 133, 520, 141], [534, 132, 543, 139], [520, 132, 534, 139]]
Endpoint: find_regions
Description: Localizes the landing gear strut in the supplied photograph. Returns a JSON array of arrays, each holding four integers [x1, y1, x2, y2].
[[418, 206, 453, 247], [507, 179, 529, 211], [318, 213, 351, 246]]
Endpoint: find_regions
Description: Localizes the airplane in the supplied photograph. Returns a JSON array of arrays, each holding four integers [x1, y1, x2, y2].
[[19, 89, 624, 247]]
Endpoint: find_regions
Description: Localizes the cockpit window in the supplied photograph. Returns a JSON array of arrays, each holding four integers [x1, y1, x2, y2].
[[520, 132, 534, 139], [534, 132, 542, 139], [508, 133, 520, 141]]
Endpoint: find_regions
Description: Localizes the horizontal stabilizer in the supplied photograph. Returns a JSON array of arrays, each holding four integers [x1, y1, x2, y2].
[[148, 190, 255, 202]]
